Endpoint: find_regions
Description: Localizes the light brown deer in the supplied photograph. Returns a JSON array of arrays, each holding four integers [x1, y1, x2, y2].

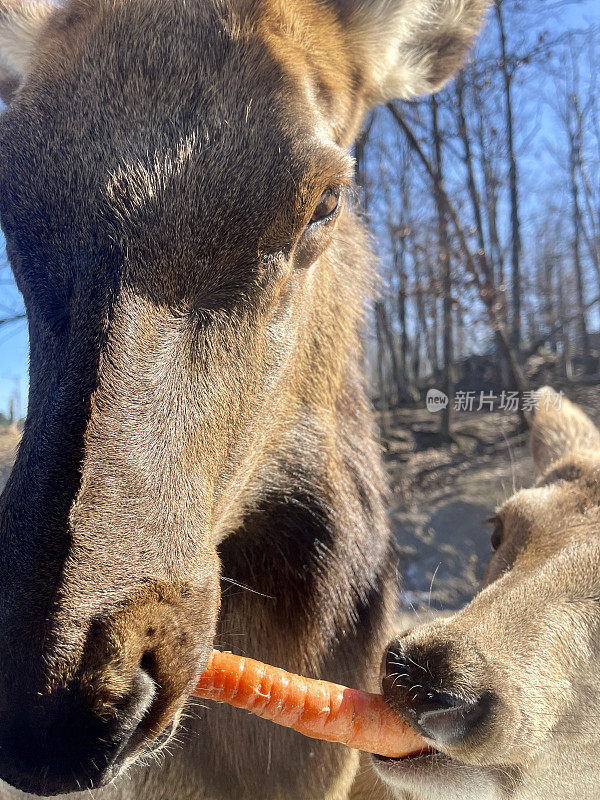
[[0, 0, 487, 797], [378, 388, 600, 800]]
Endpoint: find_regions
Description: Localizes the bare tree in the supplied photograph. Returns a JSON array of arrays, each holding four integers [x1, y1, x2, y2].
[[430, 95, 454, 442], [350, 1, 599, 437], [495, 0, 522, 353], [387, 102, 530, 421]]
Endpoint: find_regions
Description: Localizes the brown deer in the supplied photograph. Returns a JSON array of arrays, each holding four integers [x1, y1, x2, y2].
[[378, 388, 600, 800], [0, 0, 487, 797]]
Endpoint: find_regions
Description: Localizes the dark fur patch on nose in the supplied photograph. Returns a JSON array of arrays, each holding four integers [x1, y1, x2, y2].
[[0, 675, 154, 796], [382, 640, 493, 747]]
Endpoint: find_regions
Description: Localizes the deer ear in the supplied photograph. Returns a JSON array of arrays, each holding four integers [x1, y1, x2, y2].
[[531, 387, 600, 474], [0, 0, 53, 104], [335, 0, 489, 102]]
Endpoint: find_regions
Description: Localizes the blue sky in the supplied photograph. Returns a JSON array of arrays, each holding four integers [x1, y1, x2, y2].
[[0, 264, 27, 417], [0, 0, 597, 416]]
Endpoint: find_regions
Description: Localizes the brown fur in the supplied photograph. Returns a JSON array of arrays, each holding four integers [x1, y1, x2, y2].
[[0, 0, 488, 797], [379, 389, 600, 800]]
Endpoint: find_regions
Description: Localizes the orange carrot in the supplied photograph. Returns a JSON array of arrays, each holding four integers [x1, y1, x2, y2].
[[193, 650, 428, 760]]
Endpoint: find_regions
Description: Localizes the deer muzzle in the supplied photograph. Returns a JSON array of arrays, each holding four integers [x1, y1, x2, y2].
[[0, 576, 219, 796]]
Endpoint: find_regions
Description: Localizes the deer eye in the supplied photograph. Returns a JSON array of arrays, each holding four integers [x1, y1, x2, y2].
[[309, 188, 340, 226], [486, 516, 504, 551]]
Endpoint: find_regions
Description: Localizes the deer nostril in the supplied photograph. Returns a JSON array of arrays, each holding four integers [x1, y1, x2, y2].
[[140, 650, 156, 677], [383, 641, 492, 747], [415, 691, 491, 745]]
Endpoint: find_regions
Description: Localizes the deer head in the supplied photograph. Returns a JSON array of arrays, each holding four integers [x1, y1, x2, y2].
[[379, 388, 600, 800], [0, 0, 487, 794]]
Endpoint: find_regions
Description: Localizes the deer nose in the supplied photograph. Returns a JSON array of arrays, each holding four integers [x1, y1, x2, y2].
[[0, 664, 156, 796], [382, 640, 492, 747], [0, 576, 218, 796]]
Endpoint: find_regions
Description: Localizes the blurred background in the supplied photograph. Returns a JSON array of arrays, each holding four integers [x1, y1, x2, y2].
[[0, 0, 599, 613], [358, 0, 599, 426], [352, 0, 600, 617]]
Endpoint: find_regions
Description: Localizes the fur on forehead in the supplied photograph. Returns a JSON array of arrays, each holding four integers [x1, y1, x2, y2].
[[0, 0, 490, 109]]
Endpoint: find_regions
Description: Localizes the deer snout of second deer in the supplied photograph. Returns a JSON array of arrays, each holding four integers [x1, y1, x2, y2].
[[376, 388, 600, 800]]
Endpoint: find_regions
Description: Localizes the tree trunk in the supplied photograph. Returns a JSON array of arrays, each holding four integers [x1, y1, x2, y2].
[[458, 75, 506, 388], [398, 278, 409, 383], [396, 260, 419, 402], [424, 260, 440, 377], [568, 104, 592, 371], [375, 310, 389, 416], [477, 111, 504, 291], [412, 248, 438, 379], [456, 301, 466, 363], [495, 0, 522, 354], [431, 95, 454, 443], [556, 258, 573, 380], [375, 300, 404, 407], [412, 322, 422, 386], [456, 76, 486, 256]]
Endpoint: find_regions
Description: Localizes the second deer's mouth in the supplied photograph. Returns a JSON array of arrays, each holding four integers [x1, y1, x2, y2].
[[372, 748, 450, 783]]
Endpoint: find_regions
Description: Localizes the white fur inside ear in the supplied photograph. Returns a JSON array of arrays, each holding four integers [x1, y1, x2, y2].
[[0, 0, 53, 88], [341, 0, 489, 101]]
